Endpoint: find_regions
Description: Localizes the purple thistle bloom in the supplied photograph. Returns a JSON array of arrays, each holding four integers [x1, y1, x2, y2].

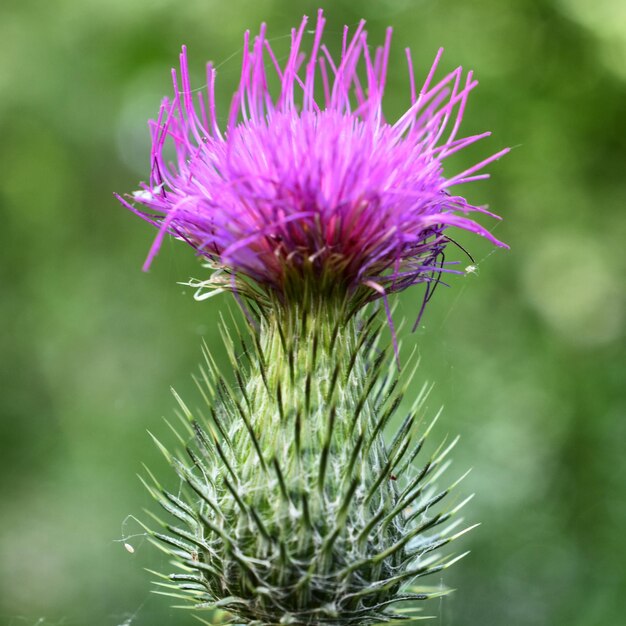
[[118, 10, 508, 308], [122, 14, 498, 615]]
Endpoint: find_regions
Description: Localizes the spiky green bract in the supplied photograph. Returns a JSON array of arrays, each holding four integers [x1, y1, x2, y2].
[[143, 289, 473, 626]]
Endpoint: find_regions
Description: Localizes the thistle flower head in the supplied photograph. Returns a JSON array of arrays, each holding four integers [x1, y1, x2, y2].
[[124, 12, 508, 625], [119, 10, 507, 310]]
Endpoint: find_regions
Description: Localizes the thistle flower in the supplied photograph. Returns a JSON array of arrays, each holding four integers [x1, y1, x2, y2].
[[118, 10, 508, 311], [121, 10, 507, 626]]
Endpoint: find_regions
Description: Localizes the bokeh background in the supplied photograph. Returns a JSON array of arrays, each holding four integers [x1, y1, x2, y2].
[[1, 0, 624, 624]]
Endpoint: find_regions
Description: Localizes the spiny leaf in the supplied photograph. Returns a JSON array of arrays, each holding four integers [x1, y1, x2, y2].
[[317, 405, 337, 493], [148, 431, 174, 464]]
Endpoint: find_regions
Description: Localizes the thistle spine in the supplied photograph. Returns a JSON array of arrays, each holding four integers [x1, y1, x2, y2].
[[143, 297, 473, 625]]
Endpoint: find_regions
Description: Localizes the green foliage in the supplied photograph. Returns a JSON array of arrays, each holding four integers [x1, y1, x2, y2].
[[2, 1, 625, 625]]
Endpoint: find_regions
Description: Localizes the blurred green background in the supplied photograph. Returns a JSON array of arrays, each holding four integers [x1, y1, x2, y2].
[[1, 0, 624, 624]]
